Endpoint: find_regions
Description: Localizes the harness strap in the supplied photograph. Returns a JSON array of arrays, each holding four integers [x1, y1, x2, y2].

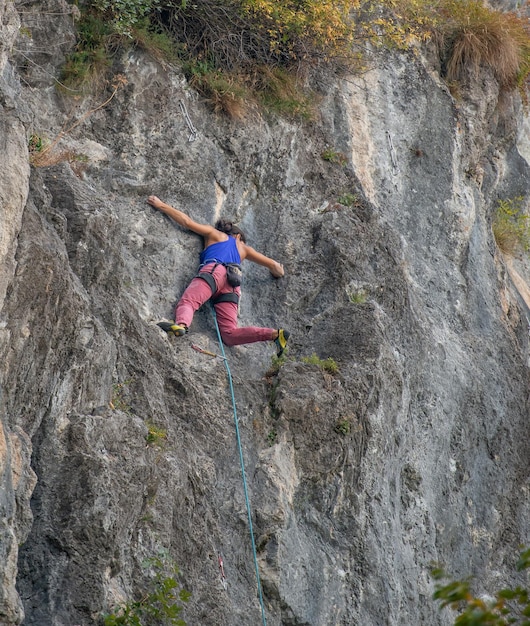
[[212, 292, 239, 305], [196, 271, 217, 294], [196, 267, 239, 305]]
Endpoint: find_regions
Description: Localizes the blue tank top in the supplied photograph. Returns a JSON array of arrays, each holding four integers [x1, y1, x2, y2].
[[199, 236, 241, 265]]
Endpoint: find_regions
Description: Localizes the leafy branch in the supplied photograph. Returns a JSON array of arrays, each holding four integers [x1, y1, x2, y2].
[[432, 548, 530, 625]]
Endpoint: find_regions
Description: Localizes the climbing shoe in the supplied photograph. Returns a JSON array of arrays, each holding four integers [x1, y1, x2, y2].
[[157, 321, 187, 337], [274, 329, 290, 357]]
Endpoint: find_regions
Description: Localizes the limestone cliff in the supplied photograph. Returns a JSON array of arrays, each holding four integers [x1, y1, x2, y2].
[[1, 1, 530, 624]]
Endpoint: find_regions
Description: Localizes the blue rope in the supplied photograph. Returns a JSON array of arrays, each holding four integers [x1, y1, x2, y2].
[[210, 304, 267, 626]]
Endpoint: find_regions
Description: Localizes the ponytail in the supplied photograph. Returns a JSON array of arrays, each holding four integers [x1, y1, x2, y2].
[[215, 219, 247, 243]]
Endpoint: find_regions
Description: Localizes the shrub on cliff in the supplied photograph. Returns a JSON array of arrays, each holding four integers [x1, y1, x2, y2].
[[493, 197, 530, 257], [104, 551, 190, 626], [432, 547, 530, 625], [62, 0, 530, 115], [63, 0, 429, 115], [152, 0, 357, 70]]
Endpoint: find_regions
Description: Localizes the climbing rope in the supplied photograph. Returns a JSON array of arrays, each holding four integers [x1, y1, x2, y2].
[[209, 304, 268, 626]]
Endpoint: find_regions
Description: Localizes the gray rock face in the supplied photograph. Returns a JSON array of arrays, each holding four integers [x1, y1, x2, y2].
[[1, 2, 530, 625]]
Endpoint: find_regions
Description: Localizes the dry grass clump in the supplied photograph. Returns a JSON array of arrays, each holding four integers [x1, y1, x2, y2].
[[29, 144, 87, 171], [251, 66, 318, 120], [494, 220, 522, 257], [188, 70, 251, 120], [185, 62, 317, 120], [436, 0, 530, 87]]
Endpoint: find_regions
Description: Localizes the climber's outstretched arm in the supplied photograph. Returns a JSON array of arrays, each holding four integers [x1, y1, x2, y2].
[[148, 195, 218, 239], [241, 244, 284, 278]]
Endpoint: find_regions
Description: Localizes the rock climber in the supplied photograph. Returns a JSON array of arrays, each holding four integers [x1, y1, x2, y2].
[[147, 196, 290, 356]]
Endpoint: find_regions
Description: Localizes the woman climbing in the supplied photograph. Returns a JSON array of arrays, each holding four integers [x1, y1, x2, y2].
[[147, 196, 290, 356]]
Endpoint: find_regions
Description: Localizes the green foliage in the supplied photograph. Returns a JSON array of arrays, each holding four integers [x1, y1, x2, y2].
[[321, 148, 347, 166], [518, 548, 530, 572], [146, 422, 167, 447], [156, 0, 358, 73], [129, 18, 179, 64], [187, 66, 251, 120], [28, 132, 85, 169], [354, 0, 530, 91], [104, 551, 190, 626], [63, 0, 530, 114], [348, 286, 368, 304], [240, 0, 356, 62], [356, 0, 432, 51], [492, 196, 530, 256], [301, 353, 339, 374], [334, 418, 351, 435], [254, 66, 316, 120], [183, 59, 317, 120], [266, 352, 287, 378], [267, 429, 277, 446], [91, 0, 155, 37], [60, 13, 113, 89], [338, 192, 360, 207], [432, 548, 530, 625], [158, 0, 432, 116], [61, 5, 177, 90], [28, 134, 44, 153]]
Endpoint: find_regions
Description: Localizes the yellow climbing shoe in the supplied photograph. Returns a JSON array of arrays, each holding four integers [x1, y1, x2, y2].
[[274, 329, 290, 357], [157, 321, 188, 337]]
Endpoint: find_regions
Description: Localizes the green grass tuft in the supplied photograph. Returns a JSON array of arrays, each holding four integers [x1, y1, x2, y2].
[[301, 353, 339, 374]]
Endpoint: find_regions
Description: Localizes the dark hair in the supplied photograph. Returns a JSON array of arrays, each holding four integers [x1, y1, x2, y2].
[[215, 219, 247, 243]]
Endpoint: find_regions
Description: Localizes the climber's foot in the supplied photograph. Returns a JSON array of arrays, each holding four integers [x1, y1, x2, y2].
[[157, 321, 188, 337], [274, 329, 290, 357]]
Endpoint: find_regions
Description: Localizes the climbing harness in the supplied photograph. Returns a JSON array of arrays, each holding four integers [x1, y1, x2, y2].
[[179, 99, 198, 142], [218, 553, 228, 590], [191, 344, 227, 361], [209, 303, 268, 626], [386, 130, 399, 177], [195, 264, 240, 306]]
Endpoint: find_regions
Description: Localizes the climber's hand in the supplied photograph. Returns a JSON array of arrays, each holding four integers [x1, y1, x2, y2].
[[147, 195, 163, 209], [270, 261, 284, 278]]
